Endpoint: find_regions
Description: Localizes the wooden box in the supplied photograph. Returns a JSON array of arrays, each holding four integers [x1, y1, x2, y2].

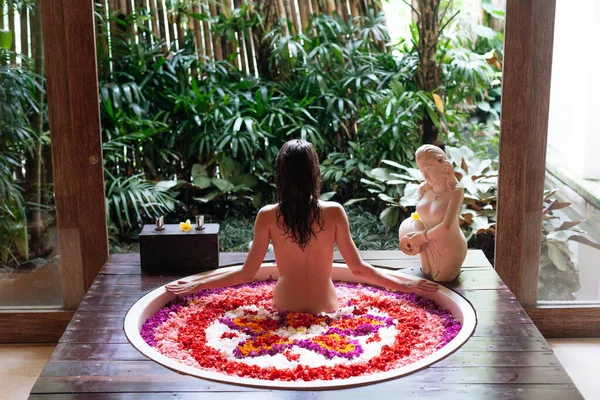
[[139, 223, 219, 275]]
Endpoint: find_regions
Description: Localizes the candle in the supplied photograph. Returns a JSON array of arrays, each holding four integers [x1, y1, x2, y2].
[[155, 216, 165, 231], [195, 215, 205, 230]]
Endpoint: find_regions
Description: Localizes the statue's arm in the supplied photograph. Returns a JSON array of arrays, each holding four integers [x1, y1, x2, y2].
[[424, 188, 464, 242]]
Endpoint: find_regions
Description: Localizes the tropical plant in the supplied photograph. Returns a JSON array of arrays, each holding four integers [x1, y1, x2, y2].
[[539, 189, 600, 301], [0, 43, 42, 264]]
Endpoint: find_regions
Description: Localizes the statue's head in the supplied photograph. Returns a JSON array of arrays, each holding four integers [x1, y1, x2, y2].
[[415, 145, 458, 191]]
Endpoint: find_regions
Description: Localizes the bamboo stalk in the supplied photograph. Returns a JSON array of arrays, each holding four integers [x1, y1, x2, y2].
[[191, 1, 203, 55], [244, 0, 257, 76], [0, 2, 6, 65], [235, 0, 248, 74], [335, 0, 343, 18], [209, 0, 222, 60], [340, 0, 349, 21], [350, 0, 359, 21], [140, 0, 152, 41], [28, 0, 44, 253], [288, 0, 300, 35], [96, 0, 110, 78], [140, 0, 151, 38], [320, 0, 328, 14], [275, 0, 289, 36], [130, 0, 140, 39], [298, 0, 309, 32], [119, 0, 127, 14], [244, 28, 256, 75], [283, 0, 295, 34], [167, 5, 177, 50], [220, 0, 237, 66], [177, 12, 185, 49], [148, 0, 160, 39], [8, 0, 16, 63], [361, 0, 368, 14], [326, 0, 335, 14], [157, 0, 168, 50], [202, 0, 212, 58], [310, 0, 319, 16], [188, 2, 196, 50], [372, 0, 381, 15], [108, 0, 118, 43], [19, 6, 28, 59]]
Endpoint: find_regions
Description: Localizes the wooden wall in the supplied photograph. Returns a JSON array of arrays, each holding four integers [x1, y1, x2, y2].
[[495, 0, 556, 306]]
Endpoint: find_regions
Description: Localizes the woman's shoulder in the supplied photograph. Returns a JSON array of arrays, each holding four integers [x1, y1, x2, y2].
[[318, 200, 344, 212], [257, 204, 278, 219], [318, 199, 342, 207], [260, 203, 278, 211], [318, 201, 347, 224]]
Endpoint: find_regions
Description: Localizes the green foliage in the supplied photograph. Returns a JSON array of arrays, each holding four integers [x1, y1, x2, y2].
[[216, 206, 398, 253], [93, 4, 503, 245], [0, 50, 42, 263], [539, 189, 600, 300], [104, 171, 179, 235], [218, 217, 255, 252], [346, 206, 399, 250], [0, 29, 12, 50]]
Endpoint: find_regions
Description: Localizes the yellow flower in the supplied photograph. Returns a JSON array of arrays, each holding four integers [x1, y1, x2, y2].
[[180, 219, 193, 231], [411, 212, 421, 221]]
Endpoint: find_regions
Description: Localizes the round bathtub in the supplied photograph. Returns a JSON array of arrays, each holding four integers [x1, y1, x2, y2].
[[124, 263, 477, 389]]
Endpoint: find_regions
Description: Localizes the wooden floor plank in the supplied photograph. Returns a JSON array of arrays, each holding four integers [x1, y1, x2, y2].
[[31, 362, 575, 394], [28, 385, 584, 400]]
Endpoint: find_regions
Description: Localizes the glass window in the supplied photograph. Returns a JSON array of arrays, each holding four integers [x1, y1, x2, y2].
[[0, 1, 62, 307], [540, 0, 600, 303]]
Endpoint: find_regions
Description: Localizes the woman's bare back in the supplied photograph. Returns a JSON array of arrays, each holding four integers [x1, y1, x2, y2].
[[262, 201, 339, 313]]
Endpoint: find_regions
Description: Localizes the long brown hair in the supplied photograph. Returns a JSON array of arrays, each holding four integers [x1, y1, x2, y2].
[[274, 139, 324, 250]]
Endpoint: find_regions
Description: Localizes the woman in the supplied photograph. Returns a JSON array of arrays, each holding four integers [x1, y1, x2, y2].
[[400, 145, 467, 282], [166, 140, 438, 313]]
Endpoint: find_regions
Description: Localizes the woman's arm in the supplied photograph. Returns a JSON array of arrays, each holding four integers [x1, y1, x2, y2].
[[333, 204, 438, 294], [166, 208, 272, 296]]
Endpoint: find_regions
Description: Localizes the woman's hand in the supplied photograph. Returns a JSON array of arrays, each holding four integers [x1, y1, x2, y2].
[[165, 280, 202, 296], [402, 279, 439, 294]]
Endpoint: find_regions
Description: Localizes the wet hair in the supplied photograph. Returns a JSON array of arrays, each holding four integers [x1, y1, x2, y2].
[[274, 139, 324, 250]]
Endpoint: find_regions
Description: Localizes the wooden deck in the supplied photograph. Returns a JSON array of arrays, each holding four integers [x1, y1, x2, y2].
[[29, 250, 583, 399]]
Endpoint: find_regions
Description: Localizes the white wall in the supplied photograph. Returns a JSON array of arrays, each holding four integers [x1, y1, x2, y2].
[[547, 0, 600, 179]]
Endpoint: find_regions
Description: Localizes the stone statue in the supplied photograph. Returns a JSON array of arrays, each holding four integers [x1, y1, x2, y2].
[[397, 145, 467, 281]]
